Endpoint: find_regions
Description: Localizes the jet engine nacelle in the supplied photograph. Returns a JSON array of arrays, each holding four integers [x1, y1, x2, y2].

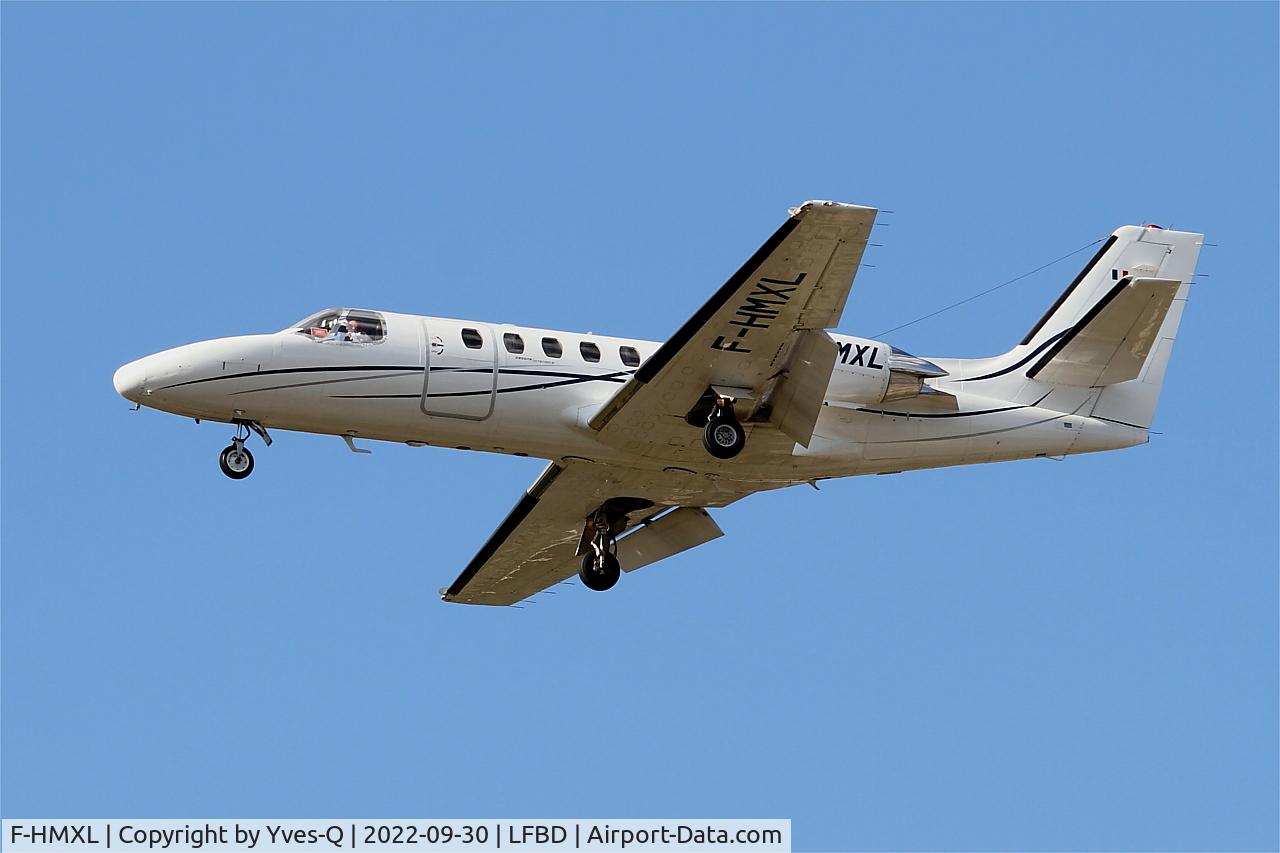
[[826, 335, 949, 405]]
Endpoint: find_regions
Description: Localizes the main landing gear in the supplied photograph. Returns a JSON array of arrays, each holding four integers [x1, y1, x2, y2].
[[702, 396, 746, 460], [218, 419, 271, 480], [578, 507, 623, 592]]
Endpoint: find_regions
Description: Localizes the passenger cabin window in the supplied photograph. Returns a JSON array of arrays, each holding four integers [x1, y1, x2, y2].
[[580, 342, 601, 363], [619, 346, 641, 367], [503, 333, 524, 354], [461, 328, 484, 349], [293, 309, 386, 344], [542, 337, 563, 358]]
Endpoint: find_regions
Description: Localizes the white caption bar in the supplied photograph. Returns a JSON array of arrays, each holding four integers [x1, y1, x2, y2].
[[2, 820, 790, 853]]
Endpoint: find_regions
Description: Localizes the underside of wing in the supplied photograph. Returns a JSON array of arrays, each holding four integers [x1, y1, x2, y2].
[[441, 461, 784, 606], [588, 200, 876, 462]]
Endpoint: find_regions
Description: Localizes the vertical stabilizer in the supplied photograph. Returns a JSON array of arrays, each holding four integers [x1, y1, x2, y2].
[[1089, 277, 1193, 429], [1020, 225, 1198, 352], [958, 225, 1201, 429]]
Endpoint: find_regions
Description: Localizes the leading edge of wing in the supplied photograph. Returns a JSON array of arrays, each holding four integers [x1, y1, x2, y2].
[[588, 199, 876, 432], [440, 462, 564, 604]]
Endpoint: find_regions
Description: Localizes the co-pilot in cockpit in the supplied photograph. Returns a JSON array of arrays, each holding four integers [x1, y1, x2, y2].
[[290, 309, 387, 344]]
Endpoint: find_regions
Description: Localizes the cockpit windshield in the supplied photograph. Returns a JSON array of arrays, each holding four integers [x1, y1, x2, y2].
[[290, 309, 386, 344]]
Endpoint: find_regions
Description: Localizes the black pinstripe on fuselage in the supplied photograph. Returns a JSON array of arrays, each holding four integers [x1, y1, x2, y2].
[[156, 364, 634, 400]]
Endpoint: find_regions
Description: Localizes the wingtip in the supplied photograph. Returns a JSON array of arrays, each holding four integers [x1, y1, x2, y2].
[[788, 199, 879, 218]]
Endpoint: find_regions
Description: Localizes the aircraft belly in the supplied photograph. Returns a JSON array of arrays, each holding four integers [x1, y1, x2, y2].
[[797, 399, 1096, 472], [860, 412, 921, 461]]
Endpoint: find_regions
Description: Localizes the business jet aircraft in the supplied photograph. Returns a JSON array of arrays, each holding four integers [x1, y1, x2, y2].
[[113, 201, 1202, 605]]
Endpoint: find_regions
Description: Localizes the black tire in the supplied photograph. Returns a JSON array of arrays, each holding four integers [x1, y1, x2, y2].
[[579, 551, 621, 592], [218, 444, 254, 480], [703, 415, 745, 459]]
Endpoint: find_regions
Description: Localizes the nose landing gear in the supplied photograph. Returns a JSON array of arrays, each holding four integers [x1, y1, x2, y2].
[[218, 420, 271, 480], [219, 441, 254, 479]]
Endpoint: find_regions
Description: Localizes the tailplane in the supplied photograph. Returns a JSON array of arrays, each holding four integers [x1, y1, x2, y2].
[[1027, 275, 1182, 388]]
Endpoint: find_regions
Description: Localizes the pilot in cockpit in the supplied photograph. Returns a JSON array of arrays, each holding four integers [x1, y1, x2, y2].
[[296, 310, 383, 344], [346, 319, 371, 343]]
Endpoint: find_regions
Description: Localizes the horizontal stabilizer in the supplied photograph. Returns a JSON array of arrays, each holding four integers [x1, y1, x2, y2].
[[1028, 277, 1181, 387]]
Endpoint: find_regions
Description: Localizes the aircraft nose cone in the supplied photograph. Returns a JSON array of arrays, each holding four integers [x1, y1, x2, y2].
[[112, 359, 148, 402]]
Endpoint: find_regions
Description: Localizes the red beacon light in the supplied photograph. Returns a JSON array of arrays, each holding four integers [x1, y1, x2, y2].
[[1145, 223, 1165, 229]]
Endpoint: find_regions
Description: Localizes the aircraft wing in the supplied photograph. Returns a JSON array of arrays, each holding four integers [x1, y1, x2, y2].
[[589, 200, 877, 459], [441, 461, 783, 606]]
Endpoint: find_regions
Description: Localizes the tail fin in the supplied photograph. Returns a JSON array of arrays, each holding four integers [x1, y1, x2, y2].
[[1020, 225, 1201, 351], [1083, 226, 1201, 429], [1090, 275, 1194, 429], [961, 224, 1202, 428]]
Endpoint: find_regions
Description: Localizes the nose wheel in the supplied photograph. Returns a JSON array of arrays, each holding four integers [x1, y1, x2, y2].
[[219, 440, 254, 479], [218, 420, 269, 480]]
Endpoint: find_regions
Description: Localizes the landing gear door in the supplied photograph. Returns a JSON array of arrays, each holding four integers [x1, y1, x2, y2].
[[421, 320, 498, 421]]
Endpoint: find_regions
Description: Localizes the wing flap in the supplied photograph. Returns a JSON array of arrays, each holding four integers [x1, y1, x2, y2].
[[617, 507, 724, 573], [751, 329, 839, 447]]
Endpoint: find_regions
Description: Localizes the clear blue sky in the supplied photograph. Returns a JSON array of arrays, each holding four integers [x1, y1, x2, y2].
[[3, 4, 1276, 850]]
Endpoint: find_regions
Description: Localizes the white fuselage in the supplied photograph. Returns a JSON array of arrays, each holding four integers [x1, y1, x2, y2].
[[113, 309, 1146, 485]]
